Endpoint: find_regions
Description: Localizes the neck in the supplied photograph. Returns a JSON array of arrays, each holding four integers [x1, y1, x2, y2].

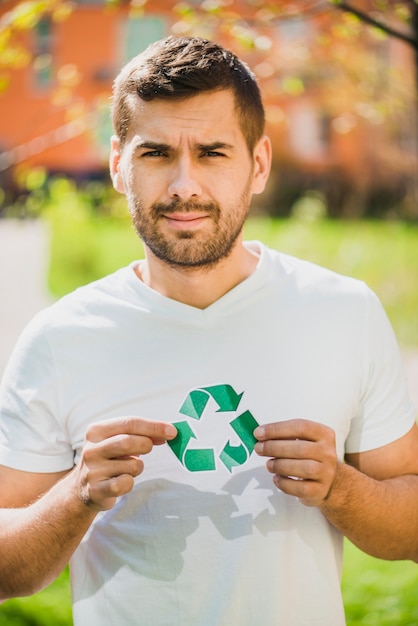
[[135, 240, 259, 309]]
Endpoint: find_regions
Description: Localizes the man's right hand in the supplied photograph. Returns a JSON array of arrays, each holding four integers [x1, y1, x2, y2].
[[74, 417, 177, 511], [0, 417, 177, 598]]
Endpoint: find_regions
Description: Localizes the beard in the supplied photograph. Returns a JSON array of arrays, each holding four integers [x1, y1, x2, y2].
[[128, 189, 252, 269]]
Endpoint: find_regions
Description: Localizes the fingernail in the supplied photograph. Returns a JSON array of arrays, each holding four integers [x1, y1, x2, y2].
[[254, 426, 265, 440], [165, 424, 177, 438], [254, 441, 264, 454]]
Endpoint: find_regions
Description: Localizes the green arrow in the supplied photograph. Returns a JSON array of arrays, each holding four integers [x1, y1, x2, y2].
[[179, 390, 210, 419], [201, 384, 243, 412], [168, 421, 196, 461], [179, 385, 243, 419], [230, 410, 259, 454], [219, 411, 259, 472], [220, 442, 248, 472], [184, 448, 215, 472], [168, 421, 216, 472]]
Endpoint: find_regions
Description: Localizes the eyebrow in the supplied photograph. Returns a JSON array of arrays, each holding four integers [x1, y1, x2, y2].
[[133, 140, 235, 153], [195, 142, 235, 152], [133, 141, 171, 152]]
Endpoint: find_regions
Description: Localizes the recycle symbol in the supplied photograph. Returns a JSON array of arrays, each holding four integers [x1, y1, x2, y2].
[[168, 384, 259, 473]]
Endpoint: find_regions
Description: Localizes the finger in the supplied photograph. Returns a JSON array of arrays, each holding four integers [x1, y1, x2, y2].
[[84, 433, 156, 463], [106, 434, 154, 459], [255, 438, 320, 460], [272, 472, 335, 507], [86, 473, 138, 511], [266, 458, 322, 481], [86, 417, 177, 444], [95, 456, 145, 480], [254, 419, 332, 443], [272, 474, 321, 500]]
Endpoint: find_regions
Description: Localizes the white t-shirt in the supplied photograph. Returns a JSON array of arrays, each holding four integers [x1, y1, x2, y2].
[[0, 242, 415, 625]]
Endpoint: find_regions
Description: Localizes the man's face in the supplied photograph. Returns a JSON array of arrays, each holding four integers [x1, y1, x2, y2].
[[111, 89, 269, 269]]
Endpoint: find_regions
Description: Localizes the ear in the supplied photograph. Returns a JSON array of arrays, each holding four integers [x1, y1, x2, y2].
[[251, 135, 272, 195], [109, 135, 126, 194]]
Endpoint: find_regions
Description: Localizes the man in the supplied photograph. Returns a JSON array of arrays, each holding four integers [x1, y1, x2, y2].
[[0, 36, 417, 625]]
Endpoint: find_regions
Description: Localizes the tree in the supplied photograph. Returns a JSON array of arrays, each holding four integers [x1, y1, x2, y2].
[[331, 1, 417, 50], [330, 1, 418, 94]]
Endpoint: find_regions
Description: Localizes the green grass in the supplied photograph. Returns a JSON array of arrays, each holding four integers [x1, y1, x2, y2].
[[0, 569, 72, 625], [2, 203, 417, 624], [342, 541, 418, 625]]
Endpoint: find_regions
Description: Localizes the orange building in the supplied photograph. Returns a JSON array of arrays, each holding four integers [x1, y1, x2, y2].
[[0, 2, 168, 177]]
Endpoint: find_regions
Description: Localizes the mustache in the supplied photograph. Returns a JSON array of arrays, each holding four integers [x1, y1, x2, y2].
[[151, 199, 221, 218]]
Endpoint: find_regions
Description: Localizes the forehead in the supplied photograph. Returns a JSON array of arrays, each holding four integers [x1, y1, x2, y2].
[[125, 89, 245, 145]]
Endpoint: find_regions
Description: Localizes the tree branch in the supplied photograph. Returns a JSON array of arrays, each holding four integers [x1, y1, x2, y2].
[[330, 1, 418, 49]]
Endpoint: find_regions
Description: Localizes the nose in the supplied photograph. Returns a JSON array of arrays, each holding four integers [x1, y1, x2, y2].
[[167, 158, 202, 200]]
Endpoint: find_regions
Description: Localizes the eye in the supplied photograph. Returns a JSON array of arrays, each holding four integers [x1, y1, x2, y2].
[[202, 151, 225, 158], [142, 150, 167, 158]]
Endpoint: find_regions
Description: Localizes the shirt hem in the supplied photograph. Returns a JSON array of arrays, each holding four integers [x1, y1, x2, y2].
[[0, 444, 74, 473], [345, 409, 416, 454]]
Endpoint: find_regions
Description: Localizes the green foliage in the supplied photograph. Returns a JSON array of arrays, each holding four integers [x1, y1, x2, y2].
[[0, 568, 71, 625], [342, 541, 418, 625], [44, 177, 142, 297]]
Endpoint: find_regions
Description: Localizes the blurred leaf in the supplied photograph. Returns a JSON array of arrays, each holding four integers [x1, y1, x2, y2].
[[282, 76, 304, 95]]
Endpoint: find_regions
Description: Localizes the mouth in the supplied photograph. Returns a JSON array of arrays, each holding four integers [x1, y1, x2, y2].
[[162, 212, 209, 231]]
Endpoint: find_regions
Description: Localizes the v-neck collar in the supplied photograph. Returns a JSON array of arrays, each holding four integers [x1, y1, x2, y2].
[[123, 241, 271, 325]]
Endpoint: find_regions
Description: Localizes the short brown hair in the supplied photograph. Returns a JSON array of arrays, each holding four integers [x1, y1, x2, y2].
[[112, 36, 265, 153]]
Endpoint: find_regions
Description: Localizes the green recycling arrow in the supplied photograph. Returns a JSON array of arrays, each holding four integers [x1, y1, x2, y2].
[[169, 385, 259, 473], [179, 384, 243, 419], [220, 410, 259, 472], [168, 421, 215, 472], [230, 410, 259, 453]]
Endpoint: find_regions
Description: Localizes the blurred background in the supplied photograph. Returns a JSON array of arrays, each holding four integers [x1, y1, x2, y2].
[[1, 0, 417, 220], [0, 0, 417, 624]]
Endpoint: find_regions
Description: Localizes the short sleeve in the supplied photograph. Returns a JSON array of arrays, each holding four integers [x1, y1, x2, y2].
[[345, 288, 416, 453], [0, 312, 75, 472]]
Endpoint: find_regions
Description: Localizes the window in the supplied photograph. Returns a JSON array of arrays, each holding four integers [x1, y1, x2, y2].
[[123, 16, 166, 63], [33, 17, 53, 90], [288, 102, 329, 160]]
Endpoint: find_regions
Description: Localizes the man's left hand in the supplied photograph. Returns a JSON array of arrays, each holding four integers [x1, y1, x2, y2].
[[254, 419, 339, 507]]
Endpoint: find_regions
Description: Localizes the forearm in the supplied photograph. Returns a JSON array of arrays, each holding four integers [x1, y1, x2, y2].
[[0, 471, 96, 599], [321, 462, 418, 561], [0, 417, 176, 600]]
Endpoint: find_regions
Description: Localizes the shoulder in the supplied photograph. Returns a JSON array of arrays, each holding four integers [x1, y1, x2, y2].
[[259, 243, 372, 306], [4, 264, 140, 367], [31, 263, 138, 328]]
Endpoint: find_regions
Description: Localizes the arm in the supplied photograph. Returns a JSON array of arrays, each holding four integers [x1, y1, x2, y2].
[[0, 466, 95, 599], [0, 417, 177, 600], [324, 424, 418, 560], [254, 420, 418, 562]]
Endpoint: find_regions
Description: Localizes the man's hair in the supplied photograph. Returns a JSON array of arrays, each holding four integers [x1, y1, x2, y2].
[[112, 36, 265, 153]]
